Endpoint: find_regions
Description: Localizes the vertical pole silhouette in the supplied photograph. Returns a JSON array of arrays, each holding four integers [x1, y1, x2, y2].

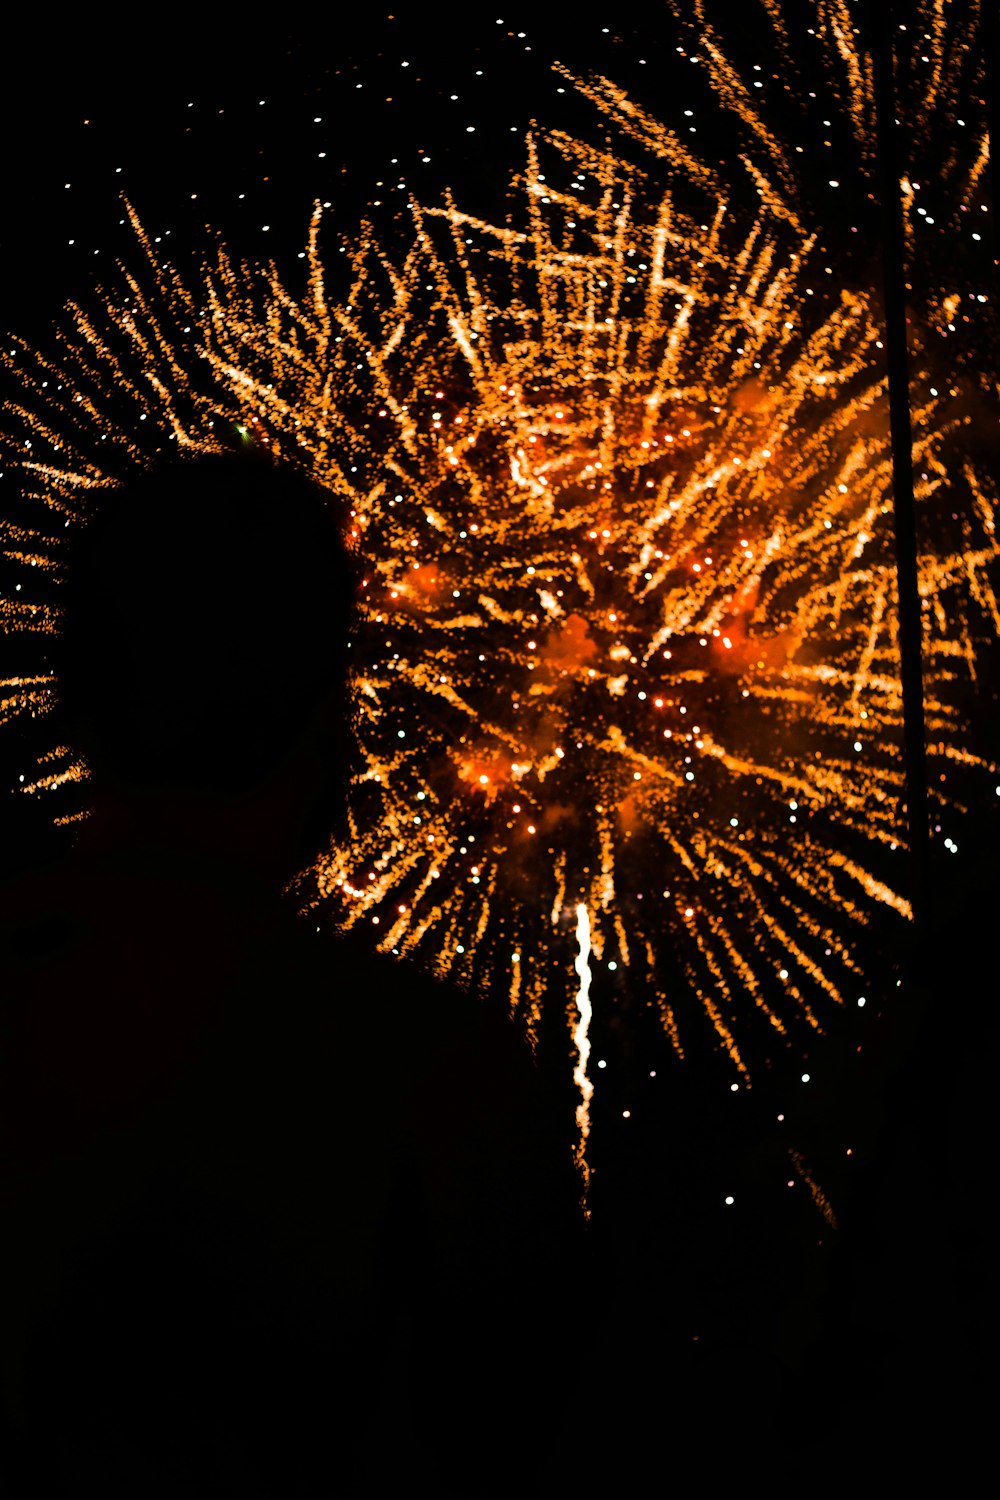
[[869, 0, 929, 923]]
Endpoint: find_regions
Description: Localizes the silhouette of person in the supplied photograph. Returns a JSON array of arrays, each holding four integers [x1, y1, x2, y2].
[[0, 450, 587, 1497]]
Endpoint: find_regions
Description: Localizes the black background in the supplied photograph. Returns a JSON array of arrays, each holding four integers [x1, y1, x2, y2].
[[2, 5, 997, 1484]]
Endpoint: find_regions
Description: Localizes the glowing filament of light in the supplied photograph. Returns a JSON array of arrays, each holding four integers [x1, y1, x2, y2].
[[572, 902, 595, 1208]]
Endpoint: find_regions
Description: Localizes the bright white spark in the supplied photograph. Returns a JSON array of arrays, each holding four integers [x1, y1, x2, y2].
[[572, 902, 595, 1209]]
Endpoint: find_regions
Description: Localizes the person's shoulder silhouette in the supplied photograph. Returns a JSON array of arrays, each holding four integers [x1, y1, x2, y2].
[[0, 450, 586, 1497]]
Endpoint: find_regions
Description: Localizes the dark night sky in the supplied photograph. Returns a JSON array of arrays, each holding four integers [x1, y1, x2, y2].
[[1, 8, 885, 330], [2, 15, 672, 329], [2, 7, 996, 1482]]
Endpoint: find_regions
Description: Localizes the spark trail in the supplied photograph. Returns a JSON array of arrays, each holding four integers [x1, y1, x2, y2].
[[572, 903, 594, 1209]]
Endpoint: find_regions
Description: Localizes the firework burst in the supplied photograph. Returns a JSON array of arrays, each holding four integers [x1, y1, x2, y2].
[[1, 6, 995, 1114]]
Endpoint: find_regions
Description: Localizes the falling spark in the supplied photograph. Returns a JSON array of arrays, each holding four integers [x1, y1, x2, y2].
[[789, 1147, 839, 1229], [572, 902, 594, 1208]]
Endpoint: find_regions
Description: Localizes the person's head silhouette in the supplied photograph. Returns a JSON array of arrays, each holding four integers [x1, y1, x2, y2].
[[53, 447, 359, 886]]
